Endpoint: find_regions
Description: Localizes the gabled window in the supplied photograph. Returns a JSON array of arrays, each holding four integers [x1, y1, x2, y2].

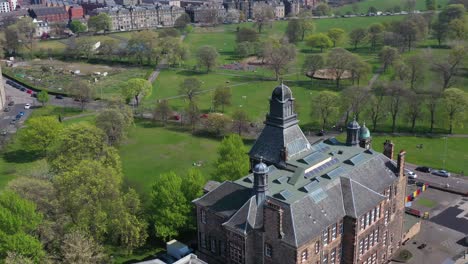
[[265, 243, 272, 257], [301, 249, 308, 262], [201, 209, 206, 224]]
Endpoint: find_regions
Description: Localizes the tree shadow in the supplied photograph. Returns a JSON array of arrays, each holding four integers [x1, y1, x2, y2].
[[3, 149, 42, 163]]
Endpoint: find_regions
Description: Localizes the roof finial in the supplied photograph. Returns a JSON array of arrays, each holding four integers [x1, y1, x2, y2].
[[259, 156, 263, 163]]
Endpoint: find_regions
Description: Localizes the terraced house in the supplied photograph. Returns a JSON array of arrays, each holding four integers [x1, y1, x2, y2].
[[194, 84, 407, 264]]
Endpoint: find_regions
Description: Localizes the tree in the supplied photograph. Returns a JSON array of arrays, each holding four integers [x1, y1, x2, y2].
[[203, 114, 231, 136], [432, 20, 449, 46], [443, 88, 468, 134], [179, 77, 202, 103], [37, 90, 49, 106], [0, 191, 44, 262], [326, 48, 354, 89], [88, 13, 111, 32], [150, 171, 189, 241], [232, 108, 250, 136], [67, 79, 95, 110], [286, 19, 302, 43], [122, 78, 152, 106], [158, 28, 180, 38], [15, 17, 35, 53], [349, 28, 367, 49], [313, 91, 339, 130], [18, 116, 62, 156], [185, 101, 200, 132], [349, 55, 371, 86], [426, 86, 442, 133], [438, 4, 465, 24], [214, 134, 249, 182], [213, 86, 231, 112], [236, 27, 258, 43], [303, 54, 325, 81], [340, 86, 369, 125], [225, 9, 240, 24], [298, 14, 315, 40], [263, 39, 296, 81], [405, 91, 424, 132], [127, 30, 159, 65], [99, 38, 119, 60], [379, 46, 399, 72], [385, 81, 407, 133], [253, 3, 274, 33], [405, 54, 426, 89], [432, 45, 466, 89], [60, 231, 106, 264], [69, 20, 87, 34], [96, 109, 130, 146], [313, 3, 331, 16], [405, 0, 417, 12], [47, 123, 121, 173], [368, 6, 377, 14], [368, 23, 384, 50], [306, 33, 332, 52], [426, 0, 437, 10], [174, 13, 191, 29], [327, 28, 346, 47], [4, 26, 20, 55], [196, 45, 219, 72], [448, 18, 467, 40], [181, 169, 204, 229], [153, 100, 172, 125], [368, 84, 387, 131], [393, 59, 410, 81], [235, 41, 254, 58]]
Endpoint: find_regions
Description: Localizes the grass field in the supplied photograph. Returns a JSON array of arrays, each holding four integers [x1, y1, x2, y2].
[[333, 0, 450, 14], [416, 197, 437, 208]]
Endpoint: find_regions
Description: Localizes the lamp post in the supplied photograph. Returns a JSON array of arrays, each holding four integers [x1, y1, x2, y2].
[[443, 137, 447, 170]]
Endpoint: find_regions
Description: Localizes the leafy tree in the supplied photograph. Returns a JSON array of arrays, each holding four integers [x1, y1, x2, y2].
[[236, 27, 258, 43], [69, 20, 87, 33], [448, 18, 467, 40], [263, 39, 296, 81], [340, 86, 369, 125], [159, 28, 180, 38], [60, 231, 106, 264], [327, 28, 346, 47], [326, 48, 355, 89], [431, 45, 466, 89], [303, 54, 325, 81], [47, 123, 121, 173], [181, 169, 204, 229], [122, 78, 152, 106], [37, 90, 49, 106], [127, 30, 159, 65], [214, 134, 249, 182], [297, 14, 315, 41], [313, 3, 331, 16], [438, 4, 465, 24], [368, 6, 377, 13], [150, 172, 189, 241], [185, 101, 200, 132], [196, 45, 219, 72], [426, 86, 442, 133], [4, 26, 20, 54], [203, 114, 231, 136], [179, 77, 202, 103], [306, 33, 332, 52], [96, 109, 131, 146], [235, 41, 254, 58], [426, 0, 437, 10], [253, 3, 275, 33], [432, 20, 449, 46], [232, 108, 250, 136], [443, 88, 468, 134], [393, 59, 410, 81], [88, 13, 111, 32], [405, 91, 424, 132], [367, 23, 384, 50], [67, 79, 94, 110], [166, 39, 189, 67], [379, 46, 399, 72], [0, 191, 44, 262], [174, 13, 191, 29], [313, 91, 339, 130], [286, 19, 302, 43], [349, 28, 367, 49], [153, 100, 172, 125], [385, 81, 407, 132], [18, 116, 62, 156], [213, 86, 231, 112], [349, 54, 371, 86]]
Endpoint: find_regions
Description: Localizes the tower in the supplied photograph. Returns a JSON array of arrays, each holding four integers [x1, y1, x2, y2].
[[346, 117, 360, 146], [358, 122, 372, 149], [253, 159, 269, 205]]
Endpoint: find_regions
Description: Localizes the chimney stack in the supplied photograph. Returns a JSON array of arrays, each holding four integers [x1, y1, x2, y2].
[[397, 150, 406, 177], [383, 140, 394, 160]]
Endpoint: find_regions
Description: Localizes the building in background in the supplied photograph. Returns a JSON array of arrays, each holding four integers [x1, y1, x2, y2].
[[185, 3, 225, 23], [0, 66, 5, 110], [28, 6, 69, 22], [194, 84, 407, 264], [32, 18, 50, 37]]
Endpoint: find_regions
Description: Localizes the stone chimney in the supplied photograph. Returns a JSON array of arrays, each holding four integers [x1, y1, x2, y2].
[[397, 150, 406, 177], [253, 160, 269, 205], [383, 140, 394, 160]]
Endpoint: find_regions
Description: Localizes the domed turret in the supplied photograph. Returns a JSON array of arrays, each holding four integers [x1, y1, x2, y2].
[[359, 122, 372, 149], [253, 160, 269, 174], [272, 83, 292, 102], [265, 82, 298, 128], [253, 159, 269, 205], [346, 117, 360, 146]]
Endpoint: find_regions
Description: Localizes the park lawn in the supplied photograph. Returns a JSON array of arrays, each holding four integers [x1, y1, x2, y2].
[[416, 197, 437, 208], [334, 0, 450, 14]]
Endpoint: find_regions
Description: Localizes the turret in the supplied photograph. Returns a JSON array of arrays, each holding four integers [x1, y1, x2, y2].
[[358, 122, 372, 149], [253, 159, 269, 205], [346, 117, 360, 146]]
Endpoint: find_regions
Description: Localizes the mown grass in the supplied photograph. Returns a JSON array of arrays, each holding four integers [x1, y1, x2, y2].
[[417, 197, 438, 208], [333, 0, 450, 14]]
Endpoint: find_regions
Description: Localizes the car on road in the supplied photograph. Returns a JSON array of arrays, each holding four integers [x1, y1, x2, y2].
[[3, 107, 11, 112], [10, 119, 16, 124], [19, 111, 25, 116], [24, 103, 31, 109], [26, 89, 33, 94], [55, 95, 64, 99], [406, 170, 417, 179], [20, 87, 26, 92], [1, 129, 6, 136], [15, 114, 22, 119], [8, 101, 14, 106], [432, 170, 450, 177], [416, 166, 432, 173]]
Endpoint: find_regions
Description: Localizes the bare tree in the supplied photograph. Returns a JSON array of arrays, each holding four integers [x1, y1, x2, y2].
[[253, 3, 274, 33], [313, 91, 339, 130], [405, 91, 424, 132], [385, 81, 407, 133], [326, 48, 354, 89], [426, 86, 442, 133], [232, 108, 250, 136], [432, 45, 466, 89], [185, 101, 200, 132], [368, 84, 386, 131], [263, 40, 296, 81], [153, 100, 172, 125], [341, 86, 370, 125], [67, 79, 95, 111], [405, 54, 426, 89], [179, 77, 202, 103]]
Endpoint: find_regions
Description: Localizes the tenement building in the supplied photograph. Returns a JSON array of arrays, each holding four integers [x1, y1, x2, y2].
[[193, 84, 407, 264]]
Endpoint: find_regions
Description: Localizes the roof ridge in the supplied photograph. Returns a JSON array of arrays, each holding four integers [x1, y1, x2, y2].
[[222, 196, 254, 234], [349, 178, 386, 198], [192, 181, 229, 203]]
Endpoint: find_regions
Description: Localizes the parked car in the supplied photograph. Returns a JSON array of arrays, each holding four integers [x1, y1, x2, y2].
[[406, 170, 417, 179], [10, 119, 16, 124], [20, 87, 26, 92], [26, 89, 33, 94], [3, 107, 11, 112], [8, 101, 14, 106], [1, 129, 6, 136], [19, 111, 25, 116], [55, 95, 64, 99], [432, 170, 450, 177], [416, 166, 432, 173], [31, 93, 37, 98], [24, 103, 31, 109], [15, 114, 22, 119]]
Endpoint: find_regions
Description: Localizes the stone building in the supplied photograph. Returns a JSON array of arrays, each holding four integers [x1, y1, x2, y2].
[[185, 3, 226, 24], [193, 84, 407, 264]]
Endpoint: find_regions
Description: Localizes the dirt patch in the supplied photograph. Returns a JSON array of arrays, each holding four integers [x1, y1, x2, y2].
[[241, 56, 264, 65], [307, 68, 352, 80]]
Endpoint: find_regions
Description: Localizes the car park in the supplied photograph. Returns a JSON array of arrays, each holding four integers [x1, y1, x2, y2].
[[24, 104, 31, 109], [416, 166, 432, 173], [432, 170, 450, 177]]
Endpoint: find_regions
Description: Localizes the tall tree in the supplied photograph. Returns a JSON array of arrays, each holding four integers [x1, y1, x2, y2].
[[326, 48, 354, 89], [379, 46, 399, 72], [426, 86, 442, 133], [405, 91, 424, 132], [236, 27, 258, 43], [340, 86, 370, 125], [349, 54, 371, 86], [122, 78, 152, 106], [232, 108, 250, 136], [69, 20, 87, 34], [368, 84, 387, 131], [253, 3, 274, 33], [313, 91, 339, 130], [181, 169, 204, 229], [60, 231, 106, 264], [179, 77, 202, 103], [96, 109, 131, 146], [349, 28, 367, 49], [37, 90, 49, 106], [88, 13, 111, 32], [306, 33, 332, 52], [438, 4, 465, 24], [196, 45, 219, 72], [327, 28, 346, 47], [443, 88, 468, 134], [214, 134, 249, 182], [367, 23, 384, 51], [174, 13, 191, 29], [385, 81, 407, 133], [185, 101, 200, 132], [405, 54, 426, 89], [448, 18, 467, 40], [432, 20, 448, 46], [68, 79, 95, 110], [263, 39, 296, 81], [286, 19, 302, 43], [150, 171, 189, 241], [153, 100, 172, 125], [213, 86, 231, 112], [18, 116, 62, 156], [303, 54, 325, 81], [298, 13, 315, 40], [432, 45, 466, 89], [127, 30, 159, 65]]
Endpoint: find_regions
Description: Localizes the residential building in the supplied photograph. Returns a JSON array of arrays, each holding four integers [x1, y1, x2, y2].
[[194, 84, 407, 264], [28, 6, 69, 22], [32, 18, 50, 37], [0, 0, 11, 12], [185, 3, 226, 23]]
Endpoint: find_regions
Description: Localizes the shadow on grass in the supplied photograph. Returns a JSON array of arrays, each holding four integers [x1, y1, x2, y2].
[[3, 149, 42, 163]]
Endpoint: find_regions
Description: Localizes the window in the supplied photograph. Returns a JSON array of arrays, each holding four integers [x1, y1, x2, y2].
[[330, 248, 336, 264], [392, 202, 396, 214], [322, 253, 328, 264], [371, 252, 377, 264], [265, 243, 272, 257], [377, 204, 381, 218], [390, 233, 394, 243], [394, 185, 398, 196], [220, 241, 226, 257], [388, 187, 393, 199], [337, 244, 341, 263], [201, 209, 206, 224], [211, 238, 216, 253], [301, 250, 308, 262], [360, 215, 365, 230], [331, 224, 337, 241], [315, 241, 320, 254], [339, 221, 343, 235], [369, 231, 374, 247], [384, 209, 389, 225], [322, 228, 329, 246], [359, 240, 364, 255], [383, 231, 388, 246], [200, 233, 207, 249], [366, 212, 370, 227], [229, 242, 243, 264], [364, 236, 369, 251], [374, 228, 379, 243]]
